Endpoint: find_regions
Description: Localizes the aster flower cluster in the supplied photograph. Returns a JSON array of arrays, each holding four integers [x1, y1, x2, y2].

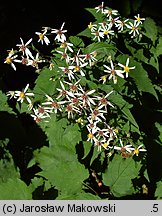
[[4, 2, 147, 157], [88, 1, 145, 42]]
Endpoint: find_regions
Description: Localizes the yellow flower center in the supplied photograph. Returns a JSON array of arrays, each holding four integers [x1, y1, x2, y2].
[[134, 148, 139, 155], [6, 57, 12, 64], [114, 129, 119, 133], [9, 50, 15, 55], [88, 22, 93, 29], [75, 66, 80, 71], [137, 17, 141, 21], [39, 33, 44, 40], [104, 30, 109, 35], [93, 51, 97, 57], [124, 66, 130, 73], [102, 143, 108, 149], [76, 117, 83, 124], [88, 133, 93, 139], [60, 42, 67, 48], [101, 75, 107, 81], [20, 92, 25, 99]]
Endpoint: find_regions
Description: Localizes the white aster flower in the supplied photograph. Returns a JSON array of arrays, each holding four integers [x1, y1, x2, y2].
[[134, 14, 145, 25], [88, 22, 98, 32], [6, 91, 16, 99], [60, 41, 74, 52], [4, 54, 18, 71], [103, 8, 118, 19], [95, 2, 104, 13], [35, 31, 50, 45], [15, 84, 34, 103], [42, 94, 66, 114], [91, 30, 104, 42], [73, 62, 88, 77], [99, 25, 115, 40], [118, 58, 135, 78], [59, 65, 75, 80], [56, 81, 74, 100], [115, 19, 129, 32], [96, 91, 114, 110], [131, 144, 147, 156], [125, 21, 140, 38], [30, 108, 50, 123], [16, 37, 33, 58], [27, 53, 45, 69], [103, 60, 124, 84], [51, 22, 67, 43], [114, 139, 133, 153], [76, 85, 96, 108]]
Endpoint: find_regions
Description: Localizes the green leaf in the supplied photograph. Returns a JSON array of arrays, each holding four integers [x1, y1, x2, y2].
[[143, 17, 158, 44], [82, 141, 93, 159], [155, 122, 162, 144], [29, 115, 86, 195], [39, 160, 88, 194], [155, 36, 162, 56], [84, 42, 116, 61], [155, 180, 162, 199], [103, 154, 141, 197], [130, 60, 158, 100], [109, 92, 139, 129], [117, 55, 158, 100], [69, 36, 84, 47], [0, 91, 15, 113], [0, 178, 32, 200], [34, 68, 59, 102], [29, 177, 44, 193], [0, 153, 20, 184], [77, 28, 92, 38], [85, 8, 103, 22]]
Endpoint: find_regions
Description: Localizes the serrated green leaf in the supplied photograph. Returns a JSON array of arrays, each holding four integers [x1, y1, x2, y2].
[[148, 56, 159, 73], [0, 178, 32, 200], [143, 17, 158, 44], [103, 154, 141, 197], [155, 180, 162, 199], [155, 36, 162, 56], [117, 55, 158, 100], [130, 60, 158, 100], [40, 160, 88, 194], [0, 156, 20, 184], [155, 122, 162, 144], [29, 177, 44, 193], [62, 124, 81, 146], [109, 92, 139, 129]]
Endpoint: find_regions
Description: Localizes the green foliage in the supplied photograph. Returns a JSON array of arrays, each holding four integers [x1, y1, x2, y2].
[[33, 68, 59, 102], [155, 180, 162, 199], [103, 155, 142, 197], [0, 178, 32, 200], [143, 17, 158, 44], [0, 91, 15, 113]]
